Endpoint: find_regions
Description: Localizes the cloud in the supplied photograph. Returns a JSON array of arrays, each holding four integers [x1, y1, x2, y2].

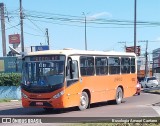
[[88, 12, 112, 20]]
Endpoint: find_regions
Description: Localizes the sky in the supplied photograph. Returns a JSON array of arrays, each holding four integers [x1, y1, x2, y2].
[[0, 0, 160, 57]]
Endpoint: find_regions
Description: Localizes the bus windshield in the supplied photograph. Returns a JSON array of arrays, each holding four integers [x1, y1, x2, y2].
[[22, 55, 65, 87]]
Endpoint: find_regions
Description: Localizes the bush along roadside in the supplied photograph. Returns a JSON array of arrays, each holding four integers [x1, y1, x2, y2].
[[0, 73, 21, 86], [0, 73, 22, 100]]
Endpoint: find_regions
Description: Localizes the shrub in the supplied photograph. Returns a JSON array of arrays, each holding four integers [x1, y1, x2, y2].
[[0, 73, 21, 86]]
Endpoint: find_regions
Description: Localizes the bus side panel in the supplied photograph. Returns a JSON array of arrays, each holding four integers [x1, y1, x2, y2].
[[81, 76, 110, 103], [80, 76, 117, 103], [123, 74, 137, 98], [63, 81, 83, 108], [77, 74, 137, 104]]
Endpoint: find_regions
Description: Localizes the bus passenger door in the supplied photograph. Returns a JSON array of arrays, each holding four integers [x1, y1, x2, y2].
[[65, 57, 80, 107], [66, 58, 79, 87]]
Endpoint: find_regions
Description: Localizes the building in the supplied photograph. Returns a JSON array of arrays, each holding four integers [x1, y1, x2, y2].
[[137, 56, 152, 81], [152, 48, 160, 82]]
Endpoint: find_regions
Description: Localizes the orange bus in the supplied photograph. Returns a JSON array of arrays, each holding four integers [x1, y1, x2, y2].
[[21, 49, 137, 111]]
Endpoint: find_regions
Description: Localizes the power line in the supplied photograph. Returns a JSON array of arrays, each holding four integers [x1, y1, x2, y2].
[[26, 17, 44, 34], [6, 21, 45, 37], [7, 9, 160, 27], [24, 10, 160, 25], [5, 23, 20, 30], [23, 17, 160, 29]]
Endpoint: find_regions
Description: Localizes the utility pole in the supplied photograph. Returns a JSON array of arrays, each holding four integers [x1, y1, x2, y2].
[[84, 15, 87, 50], [45, 28, 49, 49], [134, 0, 137, 54], [139, 40, 148, 77], [0, 3, 6, 56], [145, 40, 148, 77], [20, 0, 24, 54], [83, 12, 87, 50]]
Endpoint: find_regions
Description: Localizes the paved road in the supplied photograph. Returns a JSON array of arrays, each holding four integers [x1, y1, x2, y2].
[[0, 92, 159, 118], [0, 92, 159, 125]]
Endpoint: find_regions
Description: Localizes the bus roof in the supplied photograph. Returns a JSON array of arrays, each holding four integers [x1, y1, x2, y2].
[[26, 49, 136, 57]]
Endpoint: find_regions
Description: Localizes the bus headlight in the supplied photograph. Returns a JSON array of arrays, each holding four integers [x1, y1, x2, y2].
[[22, 92, 28, 98], [53, 91, 64, 99]]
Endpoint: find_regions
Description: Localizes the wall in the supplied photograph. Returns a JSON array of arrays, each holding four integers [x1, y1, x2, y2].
[[0, 86, 21, 99]]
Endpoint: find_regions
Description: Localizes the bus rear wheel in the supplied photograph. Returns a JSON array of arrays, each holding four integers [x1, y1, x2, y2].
[[78, 92, 89, 111], [115, 87, 123, 104]]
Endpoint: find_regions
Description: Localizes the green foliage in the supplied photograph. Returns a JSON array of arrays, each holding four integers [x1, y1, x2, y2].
[[0, 99, 11, 102], [0, 73, 21, 86]]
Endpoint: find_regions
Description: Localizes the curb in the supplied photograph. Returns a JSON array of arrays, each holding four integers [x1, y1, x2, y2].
[[142, 90, 160, 95], [10, 100, 19, 102]]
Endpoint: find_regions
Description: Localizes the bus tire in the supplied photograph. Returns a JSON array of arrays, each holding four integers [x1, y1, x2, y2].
[[115, 87, 123, 104], [78, 91, 89, 111]]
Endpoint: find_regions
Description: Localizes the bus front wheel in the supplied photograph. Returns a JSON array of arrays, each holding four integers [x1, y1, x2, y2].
[[78, 92, 89, 111], [115, 87, 123, 104]]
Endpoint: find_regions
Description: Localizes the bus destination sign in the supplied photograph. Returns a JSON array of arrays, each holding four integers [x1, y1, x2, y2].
[[29, 55, 65, 61]]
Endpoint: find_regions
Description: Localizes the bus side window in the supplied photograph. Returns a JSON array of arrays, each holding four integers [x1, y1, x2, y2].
[[80, 56, 94, 76], [131, 58, 135, 73], [121, 57, 130, 74], [95, 57, 108, 75], [108, 57, 120, 74]]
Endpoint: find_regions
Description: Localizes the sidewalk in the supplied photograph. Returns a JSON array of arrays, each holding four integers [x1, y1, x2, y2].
[[0, 100, 22, 109]]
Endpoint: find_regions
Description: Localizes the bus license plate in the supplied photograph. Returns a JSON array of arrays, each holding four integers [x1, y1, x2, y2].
[[36, 102, 43, 106]]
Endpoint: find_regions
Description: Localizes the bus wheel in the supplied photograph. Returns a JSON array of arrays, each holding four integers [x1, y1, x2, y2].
[[78, 92, 89, 111], [115, 87, 123, 104]]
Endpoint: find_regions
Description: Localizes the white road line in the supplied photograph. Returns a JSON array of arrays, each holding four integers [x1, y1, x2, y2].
[[151, 106, 160, 116]]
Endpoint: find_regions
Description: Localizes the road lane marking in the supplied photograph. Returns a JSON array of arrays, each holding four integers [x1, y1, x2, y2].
[[151, 106, 160, 116]]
